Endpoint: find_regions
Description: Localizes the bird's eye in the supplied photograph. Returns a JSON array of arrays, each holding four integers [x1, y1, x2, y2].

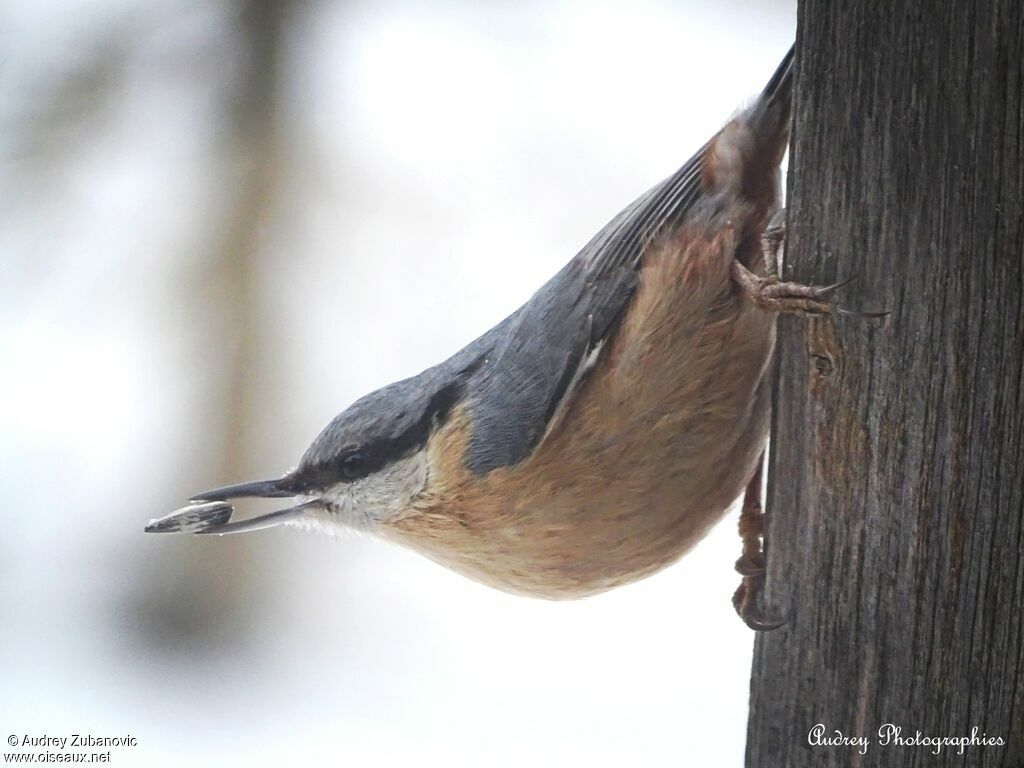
[[340, 451, 366, 480]]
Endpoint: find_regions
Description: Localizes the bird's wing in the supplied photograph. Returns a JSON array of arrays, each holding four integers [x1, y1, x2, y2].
[[462, 47, 795, 475], [463, 146, 707, 475]]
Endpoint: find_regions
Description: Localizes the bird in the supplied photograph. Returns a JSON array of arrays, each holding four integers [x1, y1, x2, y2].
[[147, 45, 836, 629]]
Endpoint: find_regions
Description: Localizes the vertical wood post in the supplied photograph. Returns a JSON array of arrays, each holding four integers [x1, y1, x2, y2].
[[746, 2, 1024, 766]]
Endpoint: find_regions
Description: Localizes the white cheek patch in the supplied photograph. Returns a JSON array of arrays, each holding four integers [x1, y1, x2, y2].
[[313, 451, 429, 531]]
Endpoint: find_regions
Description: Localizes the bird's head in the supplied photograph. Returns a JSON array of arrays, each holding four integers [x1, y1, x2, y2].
[[147, 371, 468, 535]]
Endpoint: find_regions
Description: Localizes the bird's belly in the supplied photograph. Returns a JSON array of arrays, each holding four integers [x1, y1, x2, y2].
[[389, 327, 775, 597], [389, 232, 776, 598]]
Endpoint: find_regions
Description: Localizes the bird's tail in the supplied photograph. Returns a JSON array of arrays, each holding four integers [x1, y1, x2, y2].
[[750, 44, 795, 163], [761, 45, 795, 117]]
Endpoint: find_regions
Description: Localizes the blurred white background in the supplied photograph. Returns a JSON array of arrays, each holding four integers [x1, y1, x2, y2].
[[0, 1, 793, 765]]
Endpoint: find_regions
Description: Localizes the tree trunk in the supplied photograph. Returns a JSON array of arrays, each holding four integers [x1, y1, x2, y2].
[[746, 2, 1024, 767]]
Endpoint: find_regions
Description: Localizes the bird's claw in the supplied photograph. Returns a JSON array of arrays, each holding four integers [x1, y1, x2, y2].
[[731, 454, 786, 631], [746, 211, 888, 318], [745, 275, 841, 316], [733, 579, 787, 631], [734, 552, 766, 577]]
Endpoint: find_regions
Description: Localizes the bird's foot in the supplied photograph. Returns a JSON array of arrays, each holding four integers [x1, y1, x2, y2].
[[733, 259, 844, 316], [735, 209, 887, 318], [732, 454, 786, 631], [733, 575, 786, 632]]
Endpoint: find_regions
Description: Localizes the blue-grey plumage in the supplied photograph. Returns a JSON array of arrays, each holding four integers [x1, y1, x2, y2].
[[152, 47, 808, 604]]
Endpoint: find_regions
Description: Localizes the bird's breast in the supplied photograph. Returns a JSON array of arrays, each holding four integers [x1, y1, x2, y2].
[[383, 220, 776, 598]]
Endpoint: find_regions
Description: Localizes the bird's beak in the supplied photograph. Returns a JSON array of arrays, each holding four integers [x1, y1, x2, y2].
[[146, 475, 318, 536], [188, 478, 294, 502]]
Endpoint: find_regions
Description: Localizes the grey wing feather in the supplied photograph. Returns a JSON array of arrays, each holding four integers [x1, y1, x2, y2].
[[461, 46, 795, 475], [463, 148, 706, 475]]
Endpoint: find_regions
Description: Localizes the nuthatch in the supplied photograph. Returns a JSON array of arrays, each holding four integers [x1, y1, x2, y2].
[[147, 46, 838, 629]]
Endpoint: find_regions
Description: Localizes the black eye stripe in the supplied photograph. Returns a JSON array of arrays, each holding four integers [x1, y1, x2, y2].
[[328, 442, 393, 483], [340, 451, 366, 480], [295, 375, 469, 491]]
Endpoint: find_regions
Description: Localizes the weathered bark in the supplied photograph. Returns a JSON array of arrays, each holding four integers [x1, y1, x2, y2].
[[746, 2, 1024, 767]]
